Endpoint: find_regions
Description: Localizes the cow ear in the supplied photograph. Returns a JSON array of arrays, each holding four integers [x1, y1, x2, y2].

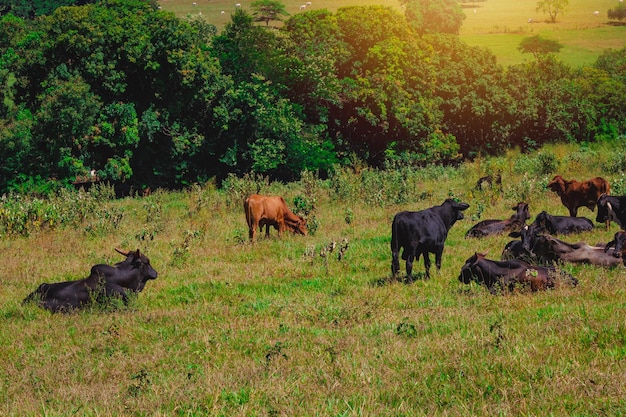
[[509, 231, 521, 238]]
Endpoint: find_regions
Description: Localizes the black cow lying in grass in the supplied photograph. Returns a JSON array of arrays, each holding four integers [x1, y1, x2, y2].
[[532, 210, 594, 235], [502, 224, 621, 267], [459, 252, 578, 294], [23, 249, 158, 313], [465, 202, 530, 238]]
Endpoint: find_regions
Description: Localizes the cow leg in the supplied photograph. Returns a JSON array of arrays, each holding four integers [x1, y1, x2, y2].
[[435, 247, 443, 271], [391, 251, 400, 277], [405, 251, 415, 281], [423, 252, 432, 279], [569, 207, 577, 217], [249, 219, 259, 242]]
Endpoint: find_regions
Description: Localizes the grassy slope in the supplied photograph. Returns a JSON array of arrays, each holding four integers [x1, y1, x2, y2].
[[460, 0, 626, 66], [158, 0, 626, 67], [2, 144, 626, 415]]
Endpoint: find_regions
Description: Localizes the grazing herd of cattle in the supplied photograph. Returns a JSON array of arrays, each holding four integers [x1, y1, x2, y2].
[[391, 175, 626, 293], [21, 176, 626, 312]]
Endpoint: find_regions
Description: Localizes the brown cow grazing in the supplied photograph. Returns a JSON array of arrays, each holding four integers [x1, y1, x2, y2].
[[244, 194, 307, 241], [547, 175, 610, 217]]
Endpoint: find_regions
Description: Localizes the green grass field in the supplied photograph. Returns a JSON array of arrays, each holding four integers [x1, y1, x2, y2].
[[158, 0, 626, 66], [2, 143, 626, 414]]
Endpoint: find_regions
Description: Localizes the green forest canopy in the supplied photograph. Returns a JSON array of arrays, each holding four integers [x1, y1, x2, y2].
[[0, 0, 624, 194]]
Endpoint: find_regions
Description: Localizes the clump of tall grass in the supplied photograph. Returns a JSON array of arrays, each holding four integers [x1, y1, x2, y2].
[[512, 149, 558, 177], [0, 183, 116, 237], [328, 164, 437, 206], [222, 172, 269, 208]]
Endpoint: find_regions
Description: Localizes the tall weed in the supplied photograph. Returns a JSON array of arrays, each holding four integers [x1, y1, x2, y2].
[[222, 172, 269, 208]]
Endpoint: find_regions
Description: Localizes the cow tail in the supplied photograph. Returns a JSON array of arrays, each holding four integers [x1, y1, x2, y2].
[[391, 215, 398, 253], [244, 197, 252, 228]]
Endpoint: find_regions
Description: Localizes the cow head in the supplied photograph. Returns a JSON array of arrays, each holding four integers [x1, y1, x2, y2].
[[115, 248, 158, 290], [286, 216, 308, 236], [547, 175, 566, 196], [458, 252, 487, 285], [442, 199, 470, 223], [596, 193, 613, 224], [509, 224, 542, 254], [512, 202, 531, 222]]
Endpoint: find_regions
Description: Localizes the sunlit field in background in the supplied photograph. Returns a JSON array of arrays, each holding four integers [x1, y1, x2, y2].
[[158, 0, 626, 66]]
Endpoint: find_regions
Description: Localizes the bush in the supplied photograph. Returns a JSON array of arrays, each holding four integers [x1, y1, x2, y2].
[[221, 172, 270, 208]]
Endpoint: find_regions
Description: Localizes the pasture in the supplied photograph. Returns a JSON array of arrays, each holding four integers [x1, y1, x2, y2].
[[2, 143, 626, 415], [158, 0, 626, 66]]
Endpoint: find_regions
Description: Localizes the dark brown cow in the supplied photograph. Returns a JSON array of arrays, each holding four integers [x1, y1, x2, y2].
[[244, 194, 307, 241], [465, 202, 530, 238], [458, 252, 577, 294], [547, 175, 610, 217], [526, 232, 622, 268]]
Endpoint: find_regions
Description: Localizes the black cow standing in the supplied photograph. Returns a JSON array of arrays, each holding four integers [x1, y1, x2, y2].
[[391, 198, 469, 280], [23, 248, 158, 313], [597, 194, 626, 229]]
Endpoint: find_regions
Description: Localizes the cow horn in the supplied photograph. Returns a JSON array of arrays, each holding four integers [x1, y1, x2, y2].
[[115, 248, 130, 256]]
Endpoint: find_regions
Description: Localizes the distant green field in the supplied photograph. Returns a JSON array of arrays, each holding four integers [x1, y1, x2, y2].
[[459, 0, 626, 66], [159, 0, 625, 66]]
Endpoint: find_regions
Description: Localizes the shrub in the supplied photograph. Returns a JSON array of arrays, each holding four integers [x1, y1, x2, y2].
[[222, 172, 270, 208]]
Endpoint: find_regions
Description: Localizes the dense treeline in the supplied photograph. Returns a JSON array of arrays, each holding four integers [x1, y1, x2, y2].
[[0, 0, 625, 194]]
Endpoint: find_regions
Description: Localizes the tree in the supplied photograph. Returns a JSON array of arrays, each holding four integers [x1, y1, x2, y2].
[[251, 0, 289, 27], [0, 0, 229, 192], [536, 0, 569, 23], [518, 35, 563, 60], [400, 0, 466, 35], [608, 3, 626, 22], [0, 0, 98, 19]]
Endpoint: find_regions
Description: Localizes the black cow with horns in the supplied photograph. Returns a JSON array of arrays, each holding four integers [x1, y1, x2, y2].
[[596, 194, 626, 229], [23, 248, 158, 313], [391, 198, 469, 280]]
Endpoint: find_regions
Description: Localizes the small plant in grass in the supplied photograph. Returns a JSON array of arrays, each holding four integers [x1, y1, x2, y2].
[[264, 341, 288, 365], [127, 369, 151, 397], [489, 316, 506, 349], [471, 201, 485, 222], [294, 170, 320, 235], [170, 229, 203, 267], [395, 318, 418, 338], [231, 227, 248, 244], [344, 208, 353, 225], [318, 238, 349, 273]]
